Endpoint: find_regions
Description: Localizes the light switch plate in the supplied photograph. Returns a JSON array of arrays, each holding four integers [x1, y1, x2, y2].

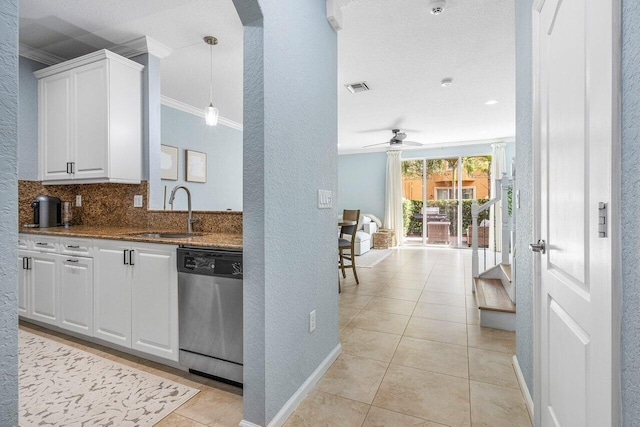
[[133, 195, 143, 208], [318, 190, 333, 209], [76, 195, 82, 207]]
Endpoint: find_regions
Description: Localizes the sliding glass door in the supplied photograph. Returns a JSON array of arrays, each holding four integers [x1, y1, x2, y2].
[[401, 155, 492, 247]]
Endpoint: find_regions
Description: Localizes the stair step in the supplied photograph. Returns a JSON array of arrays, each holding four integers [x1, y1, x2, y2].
[[475, 278, 516, 314], [500, 263, 512, 283]]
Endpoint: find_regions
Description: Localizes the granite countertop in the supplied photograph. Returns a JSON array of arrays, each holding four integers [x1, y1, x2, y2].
[[19, 225, 243, 250]]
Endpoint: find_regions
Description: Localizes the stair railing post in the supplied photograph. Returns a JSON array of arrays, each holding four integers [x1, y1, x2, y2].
[[501, 173, 510, 266], [471, 200, 479, 288]]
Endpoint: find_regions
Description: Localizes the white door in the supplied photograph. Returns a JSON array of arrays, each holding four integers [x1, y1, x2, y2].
[[30, 252, 59, 326], [94, 242, 132, 347], [59, 256, 93, 336], [131, 244, 179, 361], [534, 0, 617, 425], [39, 71, 73, 181], [18, 250, 34, 318], [72, 60, 109, 180]]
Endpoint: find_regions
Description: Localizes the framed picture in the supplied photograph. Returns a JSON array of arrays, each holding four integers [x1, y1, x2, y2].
[[160, 145, 178, 181], [186, 149, 207, 183]]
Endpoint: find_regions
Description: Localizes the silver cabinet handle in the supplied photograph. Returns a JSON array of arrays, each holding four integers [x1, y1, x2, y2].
[[22, 257, 27, 270], [124, 249, 129, 265], [67, 245, 80, 249], [66, 259, 79, 263], [129, 250, 135, 266], [529, 240, 546, 254], [36, 242, 48, 246]]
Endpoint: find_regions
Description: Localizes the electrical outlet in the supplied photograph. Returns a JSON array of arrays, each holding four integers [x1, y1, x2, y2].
[[75, 195, 82, 207], [133, 195, 143, 208], [318, 190, 333, 209], [309, 310, 316, 333]]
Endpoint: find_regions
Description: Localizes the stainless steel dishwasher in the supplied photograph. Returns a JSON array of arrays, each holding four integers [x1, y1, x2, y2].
[[177, 247, 243, 385]]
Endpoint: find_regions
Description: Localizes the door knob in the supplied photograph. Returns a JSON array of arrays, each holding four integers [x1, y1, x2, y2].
[[529, 240, 546, 254]]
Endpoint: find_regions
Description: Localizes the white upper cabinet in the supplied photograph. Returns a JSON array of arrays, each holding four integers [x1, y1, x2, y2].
[[36, 50, 144, 185]]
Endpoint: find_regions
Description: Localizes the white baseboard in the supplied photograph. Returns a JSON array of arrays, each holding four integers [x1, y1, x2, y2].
[[512, 355, 534, 420], [239, 343, 342, 427]]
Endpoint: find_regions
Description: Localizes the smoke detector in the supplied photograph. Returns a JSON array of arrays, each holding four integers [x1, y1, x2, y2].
[[429, 0, 446, 15]]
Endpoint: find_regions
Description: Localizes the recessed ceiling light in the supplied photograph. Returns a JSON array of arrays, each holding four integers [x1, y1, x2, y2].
[[441, 78, 453, 88], [485, 100, 499, 105]]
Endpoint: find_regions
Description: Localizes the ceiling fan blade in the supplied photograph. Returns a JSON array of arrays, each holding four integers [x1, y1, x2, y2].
[[402, 141, 424, 147], [362, 142, 391, 148], [357, 128, 421, 134]]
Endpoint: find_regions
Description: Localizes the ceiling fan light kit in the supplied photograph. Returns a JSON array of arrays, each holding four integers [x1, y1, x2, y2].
[[204, 35, 219, 127]]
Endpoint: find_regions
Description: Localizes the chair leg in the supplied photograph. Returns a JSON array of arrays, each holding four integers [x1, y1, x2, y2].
[[351, 248, 359, 285], [339, 250, 346, 278]]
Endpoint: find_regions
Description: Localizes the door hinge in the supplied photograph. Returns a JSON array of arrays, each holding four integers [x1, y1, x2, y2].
[[598, 202, 607, 238]]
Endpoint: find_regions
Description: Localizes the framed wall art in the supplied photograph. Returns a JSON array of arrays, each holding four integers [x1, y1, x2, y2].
[[160, 144, 179, 180], [186, 149, 207, 183]]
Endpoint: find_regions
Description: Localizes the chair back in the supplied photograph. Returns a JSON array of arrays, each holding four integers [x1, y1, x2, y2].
[[340, 210, 361, 244]]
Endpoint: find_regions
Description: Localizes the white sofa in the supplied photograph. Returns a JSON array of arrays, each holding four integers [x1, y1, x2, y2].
[[340, 215, 378, 256]]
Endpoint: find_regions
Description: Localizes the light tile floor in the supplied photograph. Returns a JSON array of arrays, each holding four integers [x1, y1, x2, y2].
[[285, 246, 532, 427], [21, 246, 531, 427]]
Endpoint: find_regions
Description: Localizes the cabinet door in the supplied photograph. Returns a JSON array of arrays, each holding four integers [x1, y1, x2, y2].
[[131, 244, 178, 361], [59, 256, 93, 336], [30, 252, 59, 326], [39, 71, 73, 181], [18, 250, 34, 318], [72, 60, 109, 180], [94, 242, 132, 347]]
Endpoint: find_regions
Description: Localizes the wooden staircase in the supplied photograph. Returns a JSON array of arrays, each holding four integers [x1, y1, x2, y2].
[[472, 263, 515, 331]]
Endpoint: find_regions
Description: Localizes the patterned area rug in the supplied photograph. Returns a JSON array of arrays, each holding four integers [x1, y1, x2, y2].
[[350, 249, 393, 268], [19, 330, 198, 427]]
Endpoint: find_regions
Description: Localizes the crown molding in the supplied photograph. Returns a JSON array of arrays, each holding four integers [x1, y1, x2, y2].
[[110, 36, 173, 59], [19, 43, 66, 66], [160, 95, 243, 131]]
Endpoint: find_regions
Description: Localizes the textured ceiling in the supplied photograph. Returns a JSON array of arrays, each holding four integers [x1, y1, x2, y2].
[[19, 0, 243, 124], [338, 0, 515, 153], [18, 0, 515, 143]]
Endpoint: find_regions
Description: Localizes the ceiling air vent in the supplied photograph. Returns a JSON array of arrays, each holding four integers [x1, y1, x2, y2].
[[346, 82, 370, 94]]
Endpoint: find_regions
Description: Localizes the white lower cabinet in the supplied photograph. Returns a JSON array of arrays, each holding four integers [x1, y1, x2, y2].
[[18, 250, 33, 317], [131, 245, 178, 361], [30, 252, 59, 326], [94, 241, 178, 361], [94, 241, 132, 347], [19, 234, 178, 363], [59, 256, 93, 336]]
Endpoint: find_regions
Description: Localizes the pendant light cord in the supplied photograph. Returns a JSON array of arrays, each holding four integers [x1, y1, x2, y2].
[[209, 43, 213, 104]]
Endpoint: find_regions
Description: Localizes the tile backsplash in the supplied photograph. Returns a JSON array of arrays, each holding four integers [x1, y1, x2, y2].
[[19, 180, 242, 234]]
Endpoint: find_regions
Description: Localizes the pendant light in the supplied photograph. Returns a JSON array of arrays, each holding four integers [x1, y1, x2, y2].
[[204, 36, 219, 126]]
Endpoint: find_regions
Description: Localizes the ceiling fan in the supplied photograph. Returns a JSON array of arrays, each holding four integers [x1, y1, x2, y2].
[[363, 129, 424, 149]]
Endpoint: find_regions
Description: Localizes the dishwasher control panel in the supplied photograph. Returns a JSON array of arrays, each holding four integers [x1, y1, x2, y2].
[[178, 248, 243, 278]]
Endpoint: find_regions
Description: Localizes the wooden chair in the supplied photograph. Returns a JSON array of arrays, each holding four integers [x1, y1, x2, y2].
[[339, 209, 360, 287]]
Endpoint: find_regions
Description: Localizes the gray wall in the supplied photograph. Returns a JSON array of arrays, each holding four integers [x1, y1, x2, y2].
[[514, 0, 534, 397], [152, 105, 243, 211], [0, 0, 19, 424], [18, 56, 46, 180], [621, 0, 640, 422], [237, 0, 339, 424], [337, 142, 512, 222]]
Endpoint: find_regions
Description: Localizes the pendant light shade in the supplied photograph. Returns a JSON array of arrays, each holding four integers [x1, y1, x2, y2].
[[205, 103, 219, 126], [204, 36, 218, 127]]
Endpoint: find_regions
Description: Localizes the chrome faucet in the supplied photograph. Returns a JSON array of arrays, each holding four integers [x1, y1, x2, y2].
[[168, 185, 199, 233]]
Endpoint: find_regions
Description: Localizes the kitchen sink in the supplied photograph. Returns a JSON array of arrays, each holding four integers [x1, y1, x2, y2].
[[133, 232, 205, 239]]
